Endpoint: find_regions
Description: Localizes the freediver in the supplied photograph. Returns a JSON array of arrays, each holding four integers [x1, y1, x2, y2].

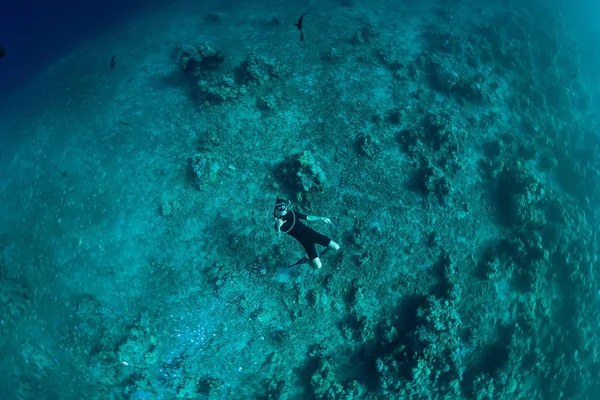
[[273, 197, 340, 269]]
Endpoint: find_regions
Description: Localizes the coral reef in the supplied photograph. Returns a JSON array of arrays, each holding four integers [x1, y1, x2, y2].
[[4, 1, 600, 399], [276, 151, 327, 201], [177, 43, 225, 74]]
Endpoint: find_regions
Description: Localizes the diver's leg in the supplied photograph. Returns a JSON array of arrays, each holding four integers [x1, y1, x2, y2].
[[328, 240, 340, 251], [310, 257, 322, 269], [312, 231, 339, 253], [304, 242, 320, 268]]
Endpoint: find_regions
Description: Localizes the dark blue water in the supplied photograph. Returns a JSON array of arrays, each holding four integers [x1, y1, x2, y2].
[[0, 0, 163, 92]]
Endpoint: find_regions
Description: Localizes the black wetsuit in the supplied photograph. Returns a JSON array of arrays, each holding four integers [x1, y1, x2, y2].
[[276, 210, 331, 260]]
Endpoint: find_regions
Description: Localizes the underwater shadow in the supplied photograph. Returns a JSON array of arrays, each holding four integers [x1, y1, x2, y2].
[[151, 68, 199, 101]]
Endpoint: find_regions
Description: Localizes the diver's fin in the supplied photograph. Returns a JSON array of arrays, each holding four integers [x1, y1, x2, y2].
[[288, 255, 309, 268], [287, 249, 328, 268]]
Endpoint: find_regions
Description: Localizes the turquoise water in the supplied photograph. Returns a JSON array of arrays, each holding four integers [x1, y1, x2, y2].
[[1, 0, 600, 398]]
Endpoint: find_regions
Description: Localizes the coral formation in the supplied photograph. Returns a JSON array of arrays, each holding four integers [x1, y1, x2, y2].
[[3, 1, 600, 399]]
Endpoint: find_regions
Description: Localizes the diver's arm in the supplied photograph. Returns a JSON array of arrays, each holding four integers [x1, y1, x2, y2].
[[306, 215, 332, 223]]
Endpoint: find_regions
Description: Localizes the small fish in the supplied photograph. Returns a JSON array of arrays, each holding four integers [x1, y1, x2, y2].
[[294, 11, 307, 30], [0, 45, 6, 59], [294, 11, 307, 41], [110, 54, 116, 70], [571, 72, 577, 79]]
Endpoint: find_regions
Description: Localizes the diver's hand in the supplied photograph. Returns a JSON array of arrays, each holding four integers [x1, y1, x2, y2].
[[322, 217, 332, 224], [276, 219, 285, 227]]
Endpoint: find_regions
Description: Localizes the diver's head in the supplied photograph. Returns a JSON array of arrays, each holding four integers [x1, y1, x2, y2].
[[274, 197, 289, 217]]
